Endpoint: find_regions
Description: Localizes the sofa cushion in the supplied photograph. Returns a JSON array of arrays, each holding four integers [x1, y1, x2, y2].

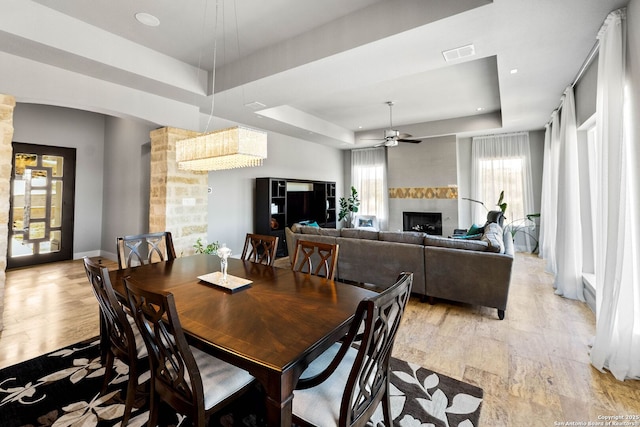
[[378, 231, 425, 245], [481, 222, 505, 253], [299, 226, 340, 237], [424, 235, 489, 252], [340, 228, 379, 240]]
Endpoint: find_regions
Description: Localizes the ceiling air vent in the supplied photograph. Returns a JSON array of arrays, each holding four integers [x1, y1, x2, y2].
[[442, 43, 475, 62]]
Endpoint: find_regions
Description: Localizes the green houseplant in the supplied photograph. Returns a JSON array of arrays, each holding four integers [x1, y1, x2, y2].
[[496, 190, 507, 216], [338, 186, 360, 228], [193, 237, 219, 254]]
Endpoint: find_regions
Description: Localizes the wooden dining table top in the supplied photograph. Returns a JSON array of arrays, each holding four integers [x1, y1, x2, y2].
[[109, 254, 377, 426]]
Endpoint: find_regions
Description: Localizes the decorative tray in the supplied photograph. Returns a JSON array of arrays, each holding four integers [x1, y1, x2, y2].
[[197, 272, 252, 293]]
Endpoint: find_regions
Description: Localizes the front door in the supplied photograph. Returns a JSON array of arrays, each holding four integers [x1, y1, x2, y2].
[[7, 143, 76, 269]]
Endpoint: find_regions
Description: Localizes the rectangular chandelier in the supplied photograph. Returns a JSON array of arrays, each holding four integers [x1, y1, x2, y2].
[[176, 126, 267, 171]]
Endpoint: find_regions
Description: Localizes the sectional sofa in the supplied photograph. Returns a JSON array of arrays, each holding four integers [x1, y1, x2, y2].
[[285, 221, 514, 319]]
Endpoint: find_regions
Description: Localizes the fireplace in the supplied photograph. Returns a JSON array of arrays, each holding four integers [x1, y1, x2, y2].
[[403, 212, 442, 235]]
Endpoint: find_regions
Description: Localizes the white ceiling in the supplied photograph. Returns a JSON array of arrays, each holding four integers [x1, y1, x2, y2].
[[2, 0, 629, 148]]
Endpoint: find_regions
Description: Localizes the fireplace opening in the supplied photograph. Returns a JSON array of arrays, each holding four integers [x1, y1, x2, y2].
[[403, 212, 442, 235]]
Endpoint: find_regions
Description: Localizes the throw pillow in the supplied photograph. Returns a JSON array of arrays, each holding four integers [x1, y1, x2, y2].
[[357, 218, 374, 228], [452, 233, 482, 240], [467, 223, 485, 235], [481, 222, 505, 253]]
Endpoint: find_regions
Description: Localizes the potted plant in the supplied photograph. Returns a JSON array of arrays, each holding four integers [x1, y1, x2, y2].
[[193, 237, 219, 254], [338, 186, 360, 228]]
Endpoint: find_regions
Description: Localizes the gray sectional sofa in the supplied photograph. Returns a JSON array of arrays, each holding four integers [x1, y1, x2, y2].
[[285, 221, 514, 319]]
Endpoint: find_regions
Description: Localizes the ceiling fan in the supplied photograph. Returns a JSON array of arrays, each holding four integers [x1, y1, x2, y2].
[[366, 101, 422, 147]]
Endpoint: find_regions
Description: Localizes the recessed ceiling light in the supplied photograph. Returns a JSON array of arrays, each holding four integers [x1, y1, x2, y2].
[[135, 12, 160, 27], [476, 107, 484, 112], [510, 68, 519, 74]]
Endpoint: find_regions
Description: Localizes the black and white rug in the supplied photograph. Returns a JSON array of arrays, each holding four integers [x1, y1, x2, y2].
[[0, 338, 482, 427]]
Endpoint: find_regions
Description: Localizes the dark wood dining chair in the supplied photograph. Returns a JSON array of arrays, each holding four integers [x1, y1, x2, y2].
[[291, 239, 339, 280], [116, 231, 176, 269], [292, 272, 413, 427], [83, 257, 148, 427], [240, 233, 279, 266], [124, 278, 256, 427]]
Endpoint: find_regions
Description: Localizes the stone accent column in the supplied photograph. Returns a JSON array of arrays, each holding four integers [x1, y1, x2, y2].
[[149, 127, 208, 257], [0, 94, 16, 331]]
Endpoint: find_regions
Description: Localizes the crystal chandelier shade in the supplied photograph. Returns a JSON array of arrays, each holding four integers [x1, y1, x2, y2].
[[176, 126, 267, 171]]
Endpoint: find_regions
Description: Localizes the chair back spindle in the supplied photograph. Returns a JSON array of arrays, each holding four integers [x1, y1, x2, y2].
[[291, 240, 339, 280], [293, 272, 413, 427], [241, 233, 279, 266], [116, 231, 176, 269]]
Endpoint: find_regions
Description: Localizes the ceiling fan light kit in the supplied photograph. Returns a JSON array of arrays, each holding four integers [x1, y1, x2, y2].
[[369, 102, 423, 147]]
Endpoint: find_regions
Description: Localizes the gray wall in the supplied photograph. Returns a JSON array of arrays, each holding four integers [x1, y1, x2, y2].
[[11, 103, 345, 261], [206, 132, 345, 254], [100, 117, 157, 260], [12, 103, 106, 257]]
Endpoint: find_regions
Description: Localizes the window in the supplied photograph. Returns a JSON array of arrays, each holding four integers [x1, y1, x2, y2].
[[351, 148, 388, 230], [471, 133, 535, 252]]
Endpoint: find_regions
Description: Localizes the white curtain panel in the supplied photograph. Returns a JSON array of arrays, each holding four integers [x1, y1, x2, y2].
[[553, 87, 584, 301], [591, 8, 640, 381], [538, 118, 556, 271], [470, 132, 535, 252], [537, 123, 551, 260], [540, 111, 561, 274], [351, 147, 389, 231]]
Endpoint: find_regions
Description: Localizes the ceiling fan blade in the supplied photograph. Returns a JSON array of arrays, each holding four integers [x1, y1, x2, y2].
[[397, 138, 422, 143]]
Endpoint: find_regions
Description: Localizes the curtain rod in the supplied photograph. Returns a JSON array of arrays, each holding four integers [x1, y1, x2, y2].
[[472, 131, 528, 139], [572, 41, 600, 87], [546, 40, 600, 127]]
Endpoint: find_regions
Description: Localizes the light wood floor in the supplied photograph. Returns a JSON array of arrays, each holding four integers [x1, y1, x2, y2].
[[2, 254, 639, 425]]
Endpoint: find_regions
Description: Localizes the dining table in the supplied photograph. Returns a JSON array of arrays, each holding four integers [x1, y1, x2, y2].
[[109, 254, 378, 427]]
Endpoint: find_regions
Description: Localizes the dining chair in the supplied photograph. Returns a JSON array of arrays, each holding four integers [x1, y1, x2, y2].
[[116, 231, 176, 269], [124, 278, 256, 427], [290, 239, 339, 280], [83, 257, 148, 427], [292, 272, 413, 427], [240, 233, 279, 266]]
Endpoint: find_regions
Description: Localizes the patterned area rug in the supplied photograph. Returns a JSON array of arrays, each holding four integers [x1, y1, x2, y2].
[[0, 338, 482, 427]]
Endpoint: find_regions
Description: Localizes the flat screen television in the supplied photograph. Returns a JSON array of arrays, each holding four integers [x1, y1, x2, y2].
[[287, 191, 317, 226]]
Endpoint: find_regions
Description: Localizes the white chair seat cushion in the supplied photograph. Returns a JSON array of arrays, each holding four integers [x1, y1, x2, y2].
[[126, 313, 148, 359], [190, 345, 255, 410], [293, 343, 359, 426]]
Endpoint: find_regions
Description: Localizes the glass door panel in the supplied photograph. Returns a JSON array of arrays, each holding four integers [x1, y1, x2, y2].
[[8, 143, 76, 268]]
